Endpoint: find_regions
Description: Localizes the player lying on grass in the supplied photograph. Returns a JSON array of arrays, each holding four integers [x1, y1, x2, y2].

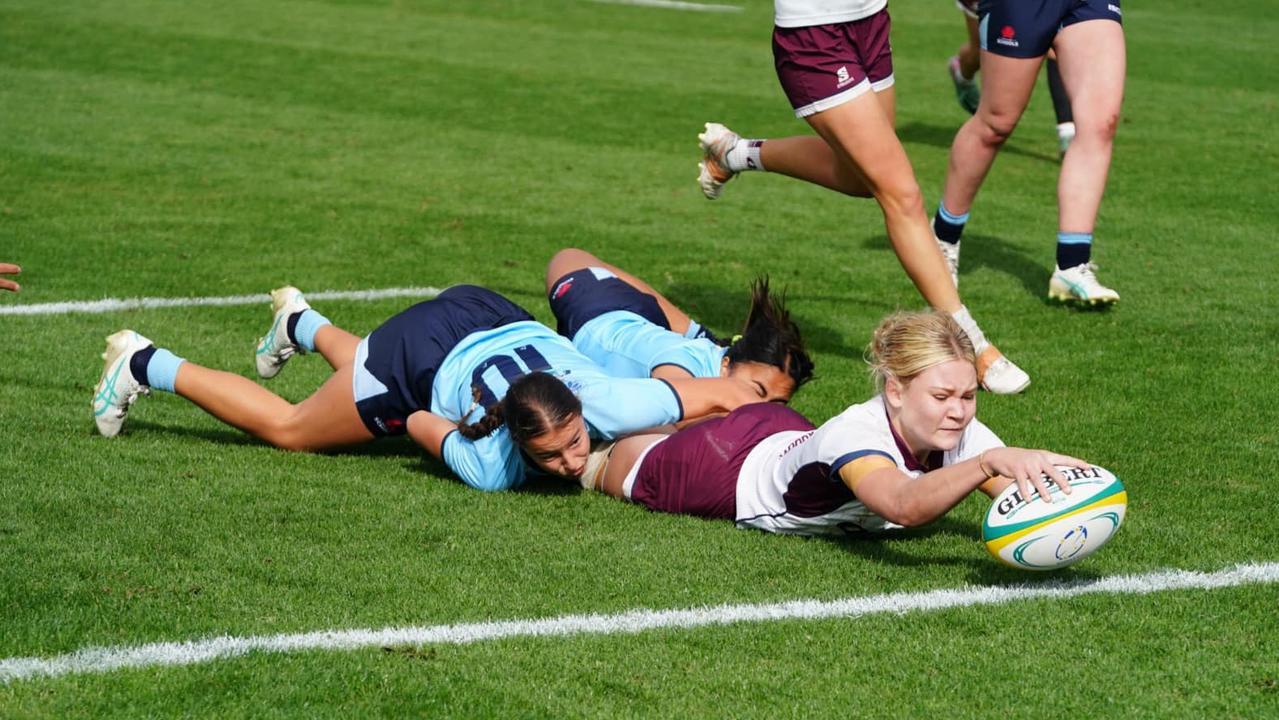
[[92, 285, 767, 491], [544, 248, 814, 403], [696, 0, 1031, 394], [584, 310, 1086, 535]]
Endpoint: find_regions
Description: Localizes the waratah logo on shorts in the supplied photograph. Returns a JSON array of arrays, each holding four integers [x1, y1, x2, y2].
[[996, 25, 1019, 48], [552, 279, 574, 299]]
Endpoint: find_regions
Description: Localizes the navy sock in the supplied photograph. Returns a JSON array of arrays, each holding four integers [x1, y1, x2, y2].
[[286, 311, 304, 345], [1056, 232, 1092, 269], [129, 346, 157, 385], [933, 202, 969, 244], [1046, 59, 1073, 125]]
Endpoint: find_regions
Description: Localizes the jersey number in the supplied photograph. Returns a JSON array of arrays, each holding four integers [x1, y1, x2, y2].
[[470, 345, 552, 407]]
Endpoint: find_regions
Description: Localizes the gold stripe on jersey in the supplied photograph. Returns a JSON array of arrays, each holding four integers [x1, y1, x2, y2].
[[837, 455, 897, 494]]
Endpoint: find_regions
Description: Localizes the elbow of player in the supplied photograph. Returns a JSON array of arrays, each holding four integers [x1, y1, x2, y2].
[[884, 497, 937, 528]]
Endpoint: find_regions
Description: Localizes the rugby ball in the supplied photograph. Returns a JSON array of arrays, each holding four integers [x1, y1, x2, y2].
[[982, 465, 1127, 570]]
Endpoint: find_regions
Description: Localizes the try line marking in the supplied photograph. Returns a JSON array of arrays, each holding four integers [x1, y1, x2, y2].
[[2, 561, 1276, 683], [0, 287, 443, 317], [588, 0, 743, 12]]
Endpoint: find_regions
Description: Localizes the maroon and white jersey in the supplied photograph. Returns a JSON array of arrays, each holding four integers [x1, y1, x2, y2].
[[775, 0, 888, 29], [734, 395, 1004, 536]]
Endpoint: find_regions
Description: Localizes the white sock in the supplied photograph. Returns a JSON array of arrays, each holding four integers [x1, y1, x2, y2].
[[1057, 122, 1076, 142], [951, 306, 989, 354], [725, 139, 765, 172]]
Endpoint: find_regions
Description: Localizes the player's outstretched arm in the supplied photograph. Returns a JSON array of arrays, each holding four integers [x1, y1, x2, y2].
[[0, 263, 21, 293], [845, 448, 1088, 527], [664, 376, 765, 421]]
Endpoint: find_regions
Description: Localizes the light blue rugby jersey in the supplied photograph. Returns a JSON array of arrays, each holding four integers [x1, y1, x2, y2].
[[435, 320, 683, 492], [572, 310, 727, 380]]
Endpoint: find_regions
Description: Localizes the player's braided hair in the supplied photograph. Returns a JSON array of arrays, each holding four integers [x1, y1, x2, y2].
[[456, 371, 583, 442], [723, 276, 815, 390], [866, 310, 976, 391]]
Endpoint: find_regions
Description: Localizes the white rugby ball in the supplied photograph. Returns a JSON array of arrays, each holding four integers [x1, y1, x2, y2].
[[982, 465, 1127, 571]]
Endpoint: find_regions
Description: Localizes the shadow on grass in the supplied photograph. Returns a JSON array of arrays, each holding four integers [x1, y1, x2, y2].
[[857, 231, 1053, 304], [814, 515, 1107, 585], [897, 121, 1060, 165]]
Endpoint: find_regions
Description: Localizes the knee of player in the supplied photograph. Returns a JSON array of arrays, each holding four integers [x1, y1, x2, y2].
[[262, 416, 312, 452], [1081, 110, 1122, 142], [978, 114, 1018, 145], [875, 179, 925, 218]]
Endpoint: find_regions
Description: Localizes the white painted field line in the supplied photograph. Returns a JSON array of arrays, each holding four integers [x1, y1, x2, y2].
[[0, 287, 443, 317], [2, 561, 1277, 684], [589, 0, 743, 13]]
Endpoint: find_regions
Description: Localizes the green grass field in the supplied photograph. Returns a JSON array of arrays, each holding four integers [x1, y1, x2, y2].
[[2, 0, 1278, 716]]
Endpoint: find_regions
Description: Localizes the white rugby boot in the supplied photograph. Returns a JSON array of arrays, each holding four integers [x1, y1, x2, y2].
[[255, 286, 310, 378], [976, 345, 1031, 395], [92, 330, 153, 437], [697, 122, 741, 200], [1048, 263, 1119, 307], [936, 236, 961, 288]]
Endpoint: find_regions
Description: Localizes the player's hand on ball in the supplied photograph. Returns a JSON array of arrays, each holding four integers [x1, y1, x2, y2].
[[983, 447, 1089, 503]]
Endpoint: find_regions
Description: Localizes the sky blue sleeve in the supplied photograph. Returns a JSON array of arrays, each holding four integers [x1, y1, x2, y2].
[[440, 430, 525, 492], [575, 377, 682, 439]]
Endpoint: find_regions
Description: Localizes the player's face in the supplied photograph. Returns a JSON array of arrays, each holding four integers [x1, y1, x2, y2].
[[723, 360, 797, 403], [892, 359, 978, 453], [523, 415, 591, 479]]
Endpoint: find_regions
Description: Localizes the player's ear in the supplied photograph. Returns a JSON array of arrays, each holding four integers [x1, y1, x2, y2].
[[719, 355, 731, 377], [883, 375, 905, 410]]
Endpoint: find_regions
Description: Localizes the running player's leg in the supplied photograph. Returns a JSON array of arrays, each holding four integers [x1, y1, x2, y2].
[[938, 51, 1041, 220], [1047, 19, 1124, 304], [701, 131, 874, 198], [806, 94, 956, 313], [1053, 20, 1124, 240], [1044, 53, 1075, 155], [949, 10, 982, 114]]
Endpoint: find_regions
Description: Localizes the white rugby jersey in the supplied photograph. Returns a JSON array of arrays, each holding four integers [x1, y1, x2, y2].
[[734, 395, 1003, 536], [775, 0, 888, 28]]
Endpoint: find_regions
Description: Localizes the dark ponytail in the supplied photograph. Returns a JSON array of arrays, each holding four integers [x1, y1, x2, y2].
[[723, 276, 814, 390], [456, 372, 583, 443]]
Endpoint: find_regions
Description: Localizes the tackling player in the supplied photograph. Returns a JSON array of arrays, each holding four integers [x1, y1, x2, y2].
[[544, 248, 813, 403], [91, 285, 766, 491], [585, 311, 1087, 536], [697, 0, 1031, 394]]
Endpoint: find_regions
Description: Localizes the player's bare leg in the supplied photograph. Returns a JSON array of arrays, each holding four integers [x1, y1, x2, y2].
[[546, 247, 696, 335], [1053, 21, 1124, 237], [805, 91, 959, 312], [312, 325, 361, 371], [174, 362, 373, 451], [939, 52, 1042, 217]]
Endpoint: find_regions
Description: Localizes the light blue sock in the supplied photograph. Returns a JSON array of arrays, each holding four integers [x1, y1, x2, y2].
[[145, 348, 186, 393], [293, 309, 331, 352]]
